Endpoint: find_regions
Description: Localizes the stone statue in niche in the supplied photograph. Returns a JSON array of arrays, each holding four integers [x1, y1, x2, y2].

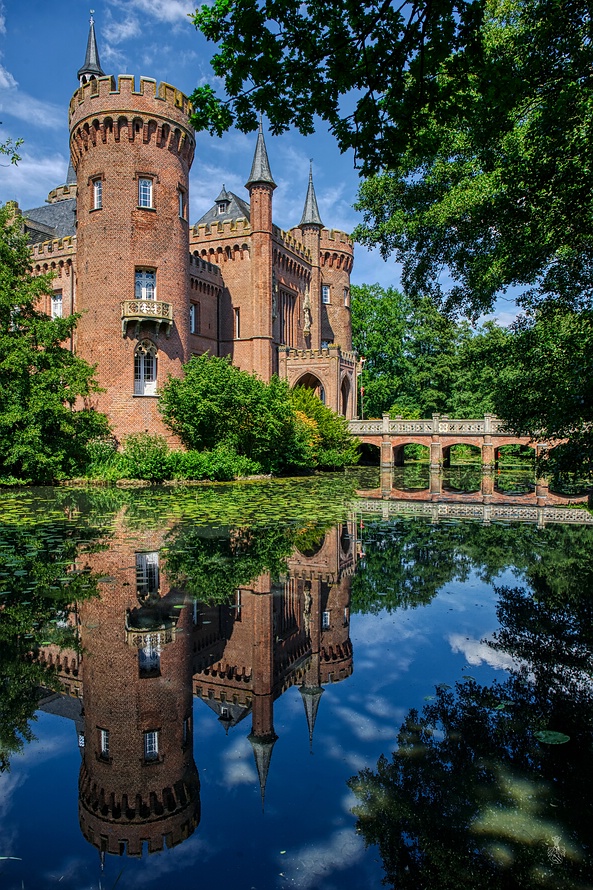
[[303, 287, 312, 334]]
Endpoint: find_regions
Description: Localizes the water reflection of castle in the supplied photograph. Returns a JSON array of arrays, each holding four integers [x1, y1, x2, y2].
[[37, 519, 356, 859]]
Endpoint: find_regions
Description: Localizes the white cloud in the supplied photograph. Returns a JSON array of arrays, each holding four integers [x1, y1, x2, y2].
[[218, 736, 258, 788], [448, 633, 520, 672], [107, 0, 194, 26], [0, 63, 64, 131], [104, 14, 142, 44], [279, 828, 365, 889], [0, 150, 68, 207]]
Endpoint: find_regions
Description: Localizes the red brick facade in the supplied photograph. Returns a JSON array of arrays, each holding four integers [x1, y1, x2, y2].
[[22, 47, 359, 443]]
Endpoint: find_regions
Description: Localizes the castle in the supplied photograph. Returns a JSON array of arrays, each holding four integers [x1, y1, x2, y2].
[[19, 18, 358, 443]]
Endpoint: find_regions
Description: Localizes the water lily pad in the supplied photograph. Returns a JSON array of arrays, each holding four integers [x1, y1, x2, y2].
[[534, 730, 570, 744]]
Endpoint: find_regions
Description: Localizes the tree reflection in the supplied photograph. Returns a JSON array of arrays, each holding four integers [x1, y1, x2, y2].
[[349, 523, 593, 888], [0, 513, 103, 770]]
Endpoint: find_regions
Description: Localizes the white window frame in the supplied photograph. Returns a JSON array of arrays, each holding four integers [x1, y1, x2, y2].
[[139, 634, 161, 675], [344, 287, 349, 307], [322, 610, 331, 630], [178, 188, 185, 219], [144, 730, 159, 762], [99, 728, 110, 758], [51, 291, 63, 319], [93, 178, 103, 210], [138, 177, 153, 208], [134, 341, 158, 396], [136, 551, 160, 596], [322, 284, 330, 304], [135, 269, 156, 301], [234, 307, 240, 339]]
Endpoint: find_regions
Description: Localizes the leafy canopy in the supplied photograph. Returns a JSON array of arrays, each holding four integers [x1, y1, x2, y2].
[[0, 204, 109, 483]]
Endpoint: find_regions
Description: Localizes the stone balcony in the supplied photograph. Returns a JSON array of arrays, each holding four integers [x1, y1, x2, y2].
[[121, 299, 173, 337]]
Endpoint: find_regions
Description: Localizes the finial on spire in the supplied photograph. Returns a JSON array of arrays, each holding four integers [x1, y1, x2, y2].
[[77, 13, 105, 85], [299, 163, 323, 228], [245, 118, 276, 190]]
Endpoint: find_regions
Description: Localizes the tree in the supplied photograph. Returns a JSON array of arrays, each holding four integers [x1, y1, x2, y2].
[[159, 354, 311, 473], [191, 0, 593, 318], [189, 0, 483, 175], [0, 205, 110, 483], [487, 308, 593, 476], [290, 385, 359, 468]]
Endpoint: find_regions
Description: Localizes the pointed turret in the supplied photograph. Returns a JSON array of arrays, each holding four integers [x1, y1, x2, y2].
[[299, 163, 323, 228], [248, 731, 278, 810], [77, 13, 105, 85], [299, 684, 324, 750], [245, 119, 276, 190], [66, 160, 77, 185]]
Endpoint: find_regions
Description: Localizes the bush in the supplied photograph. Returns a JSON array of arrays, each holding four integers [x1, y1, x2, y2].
[[290, 387, 359, 469], [120, 434, 170, 482], [169, 445, 262, 481], [159, 355, 313, 473]]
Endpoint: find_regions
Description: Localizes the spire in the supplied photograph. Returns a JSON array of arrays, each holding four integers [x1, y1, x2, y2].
[[245, 118, 276, 190], [77, 12, 105, 85], [299, 162, 323, 228], [215, 184, 231, 204], [299, 685, 324, 750], [248, 731, 278, 810], [66, 159, 77, 185]]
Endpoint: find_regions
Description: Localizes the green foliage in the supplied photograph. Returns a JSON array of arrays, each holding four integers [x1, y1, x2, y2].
[[189, 0, 483, 177], [159, 355, 310, 473], [0, 204, 110, 483], [159, 354, 357, 473], [488, 308, 593, 475], [85, 432, 263, 483], [352, 283, 504, 419], [290, 386, 359, 469]]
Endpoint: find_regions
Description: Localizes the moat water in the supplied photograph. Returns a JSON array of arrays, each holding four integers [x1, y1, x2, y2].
[[1, 468, 593, 890]]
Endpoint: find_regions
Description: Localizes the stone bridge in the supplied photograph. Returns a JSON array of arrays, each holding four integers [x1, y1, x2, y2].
[[349, 414, 550, 469]]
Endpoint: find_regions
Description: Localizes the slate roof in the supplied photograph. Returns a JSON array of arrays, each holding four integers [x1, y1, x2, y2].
[[299, 165, 324, 228], [23, 198, 77, 242], [245, 120, 276, 189], [195, 190, 251, 227], [77, 17, 105, 82]]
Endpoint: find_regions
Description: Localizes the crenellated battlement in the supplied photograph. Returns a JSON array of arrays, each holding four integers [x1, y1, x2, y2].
[[47, 183, 77, 204], [69, 75, 195, 170], [69, 75, 192, 123], [320, 228, 353, 249], [191, 217, 251, 239], [272, 225, 310, 260], [31, 235, 76, 261]]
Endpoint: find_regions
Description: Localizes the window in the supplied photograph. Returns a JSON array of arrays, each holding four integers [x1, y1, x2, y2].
[[183, 717, 191, 746], [144, 730, 159, 762], [178, 188, 186, 219], [136, 551, 159, 597], [322, 611, 331, 630], [218, 202, 229, 214], [139, 635, 161, 677], [322, 284, 330, 304], [138, 177, 153, 208], [321, 339, 333, 349], [344, 287, 349, 307], [190, 302, 201, 334], [135, 269, 156, 300], [51, 291, 63, 319], [93, 178, 103, 210], [99, 728, 110, 759], [134, 340, 157, 396], [234, 307, 240, 339]]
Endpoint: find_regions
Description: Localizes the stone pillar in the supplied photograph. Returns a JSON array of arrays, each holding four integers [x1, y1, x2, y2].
[[481, 471, 494, 503], [380, 466, 393, 497], [429, 467, 442, 497], [430, 437, 442, 470], [482, 435, 494, 469], [380, 414, 393, 469]]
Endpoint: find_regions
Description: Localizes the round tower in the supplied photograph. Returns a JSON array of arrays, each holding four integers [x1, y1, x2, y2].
[[69, 75, 195, 442], [77, 531, 199, 858]]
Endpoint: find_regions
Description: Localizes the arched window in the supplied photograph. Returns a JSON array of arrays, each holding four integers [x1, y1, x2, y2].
[[134, 340, 157, 395]]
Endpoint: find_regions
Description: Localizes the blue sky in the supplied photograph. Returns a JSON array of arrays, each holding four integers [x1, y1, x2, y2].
[[0, 0, 518, 322], [0, 0, 401, 290]]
